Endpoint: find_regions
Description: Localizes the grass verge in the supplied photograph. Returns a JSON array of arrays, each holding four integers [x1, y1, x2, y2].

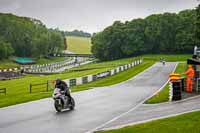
[[72, 61, 154, 92], [0, 54, 190, 107], [141, 54, 190, 62], [35, 57, 71, 64], [98, 110, 200, 133], [145, 62, 187, 104], [0, 57, 71, 69], [0, 57, 150, 108], [0, 59, 20, 69]]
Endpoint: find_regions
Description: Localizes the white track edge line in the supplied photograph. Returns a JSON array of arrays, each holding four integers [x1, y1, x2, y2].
[[85, 62, 178, 133], [99, 108, 200, 131]]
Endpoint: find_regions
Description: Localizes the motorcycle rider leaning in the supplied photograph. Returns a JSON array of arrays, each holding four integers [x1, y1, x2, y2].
[[55, 78, 72, 102]]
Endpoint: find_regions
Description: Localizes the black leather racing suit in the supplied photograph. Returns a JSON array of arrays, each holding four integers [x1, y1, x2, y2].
[[55, 80, 72, 102]]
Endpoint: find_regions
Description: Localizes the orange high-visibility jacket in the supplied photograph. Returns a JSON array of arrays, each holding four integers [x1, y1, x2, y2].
[[185, 68, 195, 78]]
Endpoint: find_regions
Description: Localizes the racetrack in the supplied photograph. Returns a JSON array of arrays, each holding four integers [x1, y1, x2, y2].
[[0, 62, 177, 133]]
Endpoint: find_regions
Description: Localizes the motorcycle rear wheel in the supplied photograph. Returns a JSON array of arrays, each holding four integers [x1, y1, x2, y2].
[[69, 97, 75, 110]]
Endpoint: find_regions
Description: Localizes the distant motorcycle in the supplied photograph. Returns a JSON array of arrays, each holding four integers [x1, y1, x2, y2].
[[52, 88, 75, 112]]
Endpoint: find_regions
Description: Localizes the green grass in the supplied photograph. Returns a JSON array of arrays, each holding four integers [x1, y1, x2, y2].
[[0, 59, 20, 69], [0, 56, 147, 108], [71, 57, 141, 71], [72, 61, 154, 92], [98, 110, 200, 133], [0, 54, 190, 69], [0, 57, 71, 69], [145, 83, 170, 104], [66, 36, 92, 54], [0, 54, 191, 107], [175, 62, 187, 74], [35, 57, 71, 64], [141, 54, 190, 62], [145, 62, 187, 104]]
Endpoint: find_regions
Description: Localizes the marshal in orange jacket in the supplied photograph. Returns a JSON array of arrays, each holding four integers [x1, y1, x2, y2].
[[185, 65, 195, 93]]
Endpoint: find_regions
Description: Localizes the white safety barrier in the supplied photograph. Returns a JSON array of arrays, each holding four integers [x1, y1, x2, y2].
[[120, 66, 124, 71], [76, 77, 83, 85], [116, 67, 120, 73], [169, 82, 173, 101], [63, 79, 70, 86], [88, 75, 93, 82], [110, 69, 115, 75], [61, 59, 143, 87]]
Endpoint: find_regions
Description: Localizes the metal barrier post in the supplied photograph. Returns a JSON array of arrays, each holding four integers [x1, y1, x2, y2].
[[0, 88, 6, 95], [46, 81, 49, 92], [30, 84, 32, 93]]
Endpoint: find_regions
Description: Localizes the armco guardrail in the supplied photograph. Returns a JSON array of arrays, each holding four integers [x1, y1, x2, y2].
[[62, 59, 143, 87], [0, 68, 19, 73]]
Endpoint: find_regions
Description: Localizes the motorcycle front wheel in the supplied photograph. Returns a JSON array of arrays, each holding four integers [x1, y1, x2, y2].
[[54, 101, 62, 112]]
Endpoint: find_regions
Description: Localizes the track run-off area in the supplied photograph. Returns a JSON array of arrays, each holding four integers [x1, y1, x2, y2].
[[0, 62, 177, 133]]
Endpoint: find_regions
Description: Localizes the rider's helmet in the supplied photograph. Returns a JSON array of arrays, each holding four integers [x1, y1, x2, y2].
[[55, 78, 62, 85]]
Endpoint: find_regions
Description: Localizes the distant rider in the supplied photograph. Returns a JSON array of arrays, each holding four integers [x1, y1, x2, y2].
[[162, 59, 166, 65], [55, 78, 72, 102], [160, 57, 165, 65]]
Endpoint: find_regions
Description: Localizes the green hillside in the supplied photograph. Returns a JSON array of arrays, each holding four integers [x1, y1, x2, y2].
[[66, 36, 92, 54]]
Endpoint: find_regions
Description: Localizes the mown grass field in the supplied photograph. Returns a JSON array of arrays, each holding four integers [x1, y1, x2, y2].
[[0, 56, 146, 108], [145, 62, 187, 104], [66, 36, 92, 54], [98, 110, 200, 133]]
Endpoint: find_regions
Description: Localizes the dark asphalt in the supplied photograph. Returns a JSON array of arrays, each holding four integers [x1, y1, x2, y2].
[[0, 62, 177, 133]]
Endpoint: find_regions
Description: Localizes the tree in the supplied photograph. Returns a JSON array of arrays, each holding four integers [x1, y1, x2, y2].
[[0, 13, 65, 59], [195, 4, 200, 46], [91, 32, 106, 60], [92, 21, 126, 60], [0, 36, 14, 59], [91, 8, 197, 61], [175, 10, 196, 53], [123, 19, 146, 56], [48, 31, 64, 55], [65, 30, 91, 37], [32, 34, 49, 58]]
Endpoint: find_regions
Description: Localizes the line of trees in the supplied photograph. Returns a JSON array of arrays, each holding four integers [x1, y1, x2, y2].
[[64, 30, 91, 37], [196, 4, 200, 45], [0, 13, 64, 60], [92, 5, 200, 61]]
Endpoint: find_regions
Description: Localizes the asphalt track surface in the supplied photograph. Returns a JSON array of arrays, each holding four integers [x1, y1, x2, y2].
[[100, 95, 200, 131], [0, 62, 177, 133]]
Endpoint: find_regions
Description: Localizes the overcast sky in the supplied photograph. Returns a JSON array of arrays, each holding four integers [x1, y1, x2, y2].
[[0, 0, 199, 33]]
